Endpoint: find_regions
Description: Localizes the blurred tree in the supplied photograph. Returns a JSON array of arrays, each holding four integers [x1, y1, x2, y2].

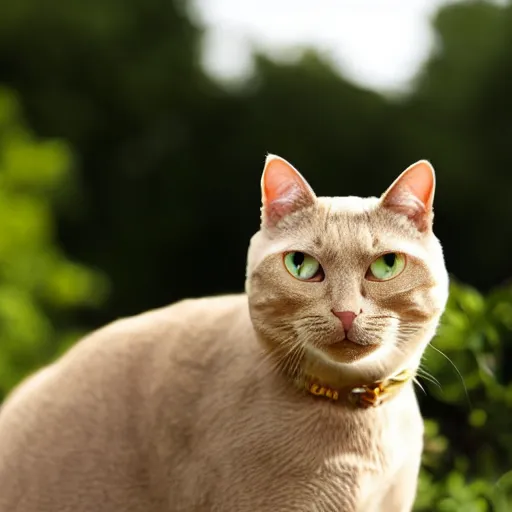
[[0, 0, 213, 323], [0, 87, 107, 399], [399, 0, 512, 290]]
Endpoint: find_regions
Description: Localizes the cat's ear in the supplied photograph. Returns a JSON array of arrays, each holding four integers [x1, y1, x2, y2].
[[261, 154, 316, 228], [380, 160, 436, 232]]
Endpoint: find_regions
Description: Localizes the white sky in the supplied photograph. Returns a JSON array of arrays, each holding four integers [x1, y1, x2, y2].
[[192, 0, 499, 93]]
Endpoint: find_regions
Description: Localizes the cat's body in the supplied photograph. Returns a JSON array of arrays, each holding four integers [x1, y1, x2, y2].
[[0, 155, 448, 511], [0, 295, 421, 512]]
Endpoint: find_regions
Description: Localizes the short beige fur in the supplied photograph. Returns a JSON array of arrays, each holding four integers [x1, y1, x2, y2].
[[0, 155, 449, 512]]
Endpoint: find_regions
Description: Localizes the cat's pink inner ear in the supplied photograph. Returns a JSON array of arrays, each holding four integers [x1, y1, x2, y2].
[[261, 154, 316, 227], [381, 160, 436, 232]]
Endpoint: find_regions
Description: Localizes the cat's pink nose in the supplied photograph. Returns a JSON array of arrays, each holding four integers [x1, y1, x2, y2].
[[332, 310, 357, 332]]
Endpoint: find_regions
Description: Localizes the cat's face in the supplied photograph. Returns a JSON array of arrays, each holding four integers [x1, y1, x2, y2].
[[246, 155, 449, 382]]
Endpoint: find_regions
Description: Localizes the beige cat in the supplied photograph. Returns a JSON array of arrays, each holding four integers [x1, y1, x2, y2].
[[0, 155, 448, 512]]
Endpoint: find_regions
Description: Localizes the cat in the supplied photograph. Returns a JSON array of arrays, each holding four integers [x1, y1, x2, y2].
[[0, 155, 448, 512]]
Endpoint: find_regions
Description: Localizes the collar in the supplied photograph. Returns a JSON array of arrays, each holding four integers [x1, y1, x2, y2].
[[303, 368, 413, 408]]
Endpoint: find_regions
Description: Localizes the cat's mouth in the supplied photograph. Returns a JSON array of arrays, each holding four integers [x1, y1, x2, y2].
[[322, 338, 380, 364]]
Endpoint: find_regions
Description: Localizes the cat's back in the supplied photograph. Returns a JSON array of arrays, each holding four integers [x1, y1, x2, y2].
[[0, 293, 253, 512], [1, 293, 251, 413]]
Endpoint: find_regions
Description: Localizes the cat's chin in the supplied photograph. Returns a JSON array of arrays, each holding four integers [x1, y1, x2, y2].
[[300, 344, 383, 389], [322, 339, 380, 365]]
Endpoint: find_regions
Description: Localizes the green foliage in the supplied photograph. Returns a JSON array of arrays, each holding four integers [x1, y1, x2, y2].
[[0, 88, 108, 398], [415, 281, 512, 510]]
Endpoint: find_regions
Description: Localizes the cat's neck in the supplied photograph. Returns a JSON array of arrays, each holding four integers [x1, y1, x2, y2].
[[262, 341, 418, 409]]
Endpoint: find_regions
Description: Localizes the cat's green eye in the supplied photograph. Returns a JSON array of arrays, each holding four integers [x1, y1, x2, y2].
[[367, 253, 406, 281], [284, 252, 323, 281]]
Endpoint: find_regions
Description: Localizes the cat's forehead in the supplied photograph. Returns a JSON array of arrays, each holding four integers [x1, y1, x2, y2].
[[317, 195, 420, 241], [317, 195, 379, 215], [296, 195, 429, 261]]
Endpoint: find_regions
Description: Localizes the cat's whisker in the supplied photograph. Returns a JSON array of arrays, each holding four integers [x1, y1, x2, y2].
[[290, 344, 306, 377], [426, 344, 471, 409], [254, 337, 295, 375], [261, 331, 307, 378], [412, 376, 426, 395], [280, 339, 301, 371], [387, 344, 439, 394], [416, 366, 442, 387], [416, 370, 442, 390]]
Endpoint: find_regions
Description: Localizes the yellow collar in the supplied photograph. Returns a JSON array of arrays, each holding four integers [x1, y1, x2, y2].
[[304, 369, 413, 408]]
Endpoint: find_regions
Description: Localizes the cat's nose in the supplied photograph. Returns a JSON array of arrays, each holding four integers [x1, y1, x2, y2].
[[332, 310, 357, 332]]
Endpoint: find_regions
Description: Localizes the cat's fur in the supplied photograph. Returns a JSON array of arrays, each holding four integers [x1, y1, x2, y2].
[[0, 155, 448, 512]]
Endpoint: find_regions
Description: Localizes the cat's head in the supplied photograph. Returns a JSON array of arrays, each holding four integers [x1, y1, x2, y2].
[[246, 155, 449, 384]]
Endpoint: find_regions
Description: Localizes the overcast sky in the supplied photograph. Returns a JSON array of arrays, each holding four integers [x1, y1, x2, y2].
[[192, 0, 500, 92]]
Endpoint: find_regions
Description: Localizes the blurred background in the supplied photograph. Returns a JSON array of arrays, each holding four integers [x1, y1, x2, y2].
[[0, 0, 511, 509]]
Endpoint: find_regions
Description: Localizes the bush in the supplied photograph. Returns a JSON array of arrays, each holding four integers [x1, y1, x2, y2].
[[0, 87, 108, 399], [416, 280, 512, 510]]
